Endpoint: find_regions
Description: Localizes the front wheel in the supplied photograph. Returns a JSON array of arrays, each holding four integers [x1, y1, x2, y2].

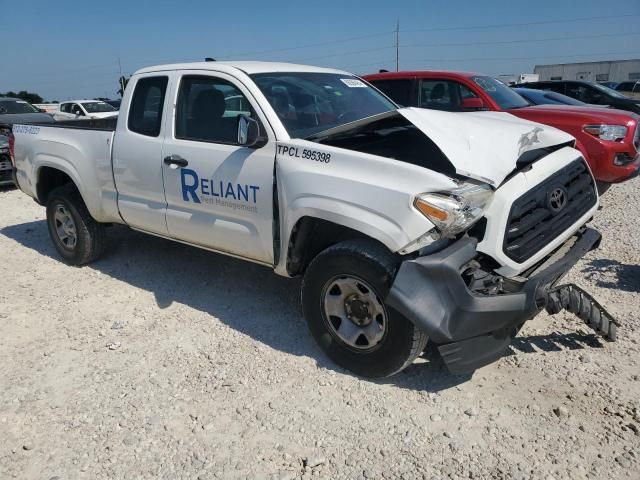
[[46, 184, 106, 265], [301, 240, 428, 378]]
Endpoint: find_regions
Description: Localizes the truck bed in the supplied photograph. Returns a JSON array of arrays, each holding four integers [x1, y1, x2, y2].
[[13, 118, 121, 224]]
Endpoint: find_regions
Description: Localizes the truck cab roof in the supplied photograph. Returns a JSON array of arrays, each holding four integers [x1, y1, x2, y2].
[[135, 61, 351, 76], [364, 70, 484, 81]]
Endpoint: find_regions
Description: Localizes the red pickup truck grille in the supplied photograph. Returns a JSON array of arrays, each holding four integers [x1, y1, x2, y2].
[[503, 159, 596, 263]]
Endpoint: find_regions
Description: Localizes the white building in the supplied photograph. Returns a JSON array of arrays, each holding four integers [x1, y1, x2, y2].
[[534, 59, 640, 83]]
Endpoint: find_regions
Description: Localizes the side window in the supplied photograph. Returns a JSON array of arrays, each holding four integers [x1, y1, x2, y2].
[[128, 76, 168, 137], [420, 80, 452, 110], [419, 80, 476, 111], [459, 84, 478, 99], [60, 103, 69, 113], [566, 84, 602, 103], [370, 79, 414, 107], [175, 75, 255, 144], [539, 82, 565, 94], [72, 104, 84, 116]]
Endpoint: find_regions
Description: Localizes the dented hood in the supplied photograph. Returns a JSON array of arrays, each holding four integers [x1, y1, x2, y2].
[[398, 107, 575, 185]]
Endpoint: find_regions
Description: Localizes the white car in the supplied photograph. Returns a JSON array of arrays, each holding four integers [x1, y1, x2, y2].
[[10, 61, 614, 378], [53, 100, 118, 121]]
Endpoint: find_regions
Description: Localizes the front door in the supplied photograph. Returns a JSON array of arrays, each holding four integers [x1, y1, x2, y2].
[[161, 72, 276, 264]]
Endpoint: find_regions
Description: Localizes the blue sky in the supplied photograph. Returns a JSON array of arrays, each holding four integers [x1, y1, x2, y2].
[[1, 0, 638, 101]]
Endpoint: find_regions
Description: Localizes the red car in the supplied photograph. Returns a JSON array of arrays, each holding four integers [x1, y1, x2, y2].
[[363, 71, 639, 188]]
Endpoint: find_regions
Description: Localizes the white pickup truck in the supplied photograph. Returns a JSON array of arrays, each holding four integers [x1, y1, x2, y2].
[[9, 61, 616, 377], [53, 100, 119, 121]]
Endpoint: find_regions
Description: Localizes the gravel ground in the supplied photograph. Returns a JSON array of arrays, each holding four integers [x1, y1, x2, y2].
[[0, 178, 639, 480]]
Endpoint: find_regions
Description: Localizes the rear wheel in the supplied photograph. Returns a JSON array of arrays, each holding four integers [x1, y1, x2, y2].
[[302, 239, 428, 378], [46, 184, 105, 265]]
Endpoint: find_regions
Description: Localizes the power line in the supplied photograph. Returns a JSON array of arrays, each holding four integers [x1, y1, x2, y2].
[[217, 30, 395, 59], [291, 31, 639, 64], [403, 14, 640, 34], [297, 45, 394, 63], [19, 14, 640, 80], [402, 31, 640, 50], [409, 50, 640, 65], [122, 14, 640, 66], [11, 13, 640, 97]]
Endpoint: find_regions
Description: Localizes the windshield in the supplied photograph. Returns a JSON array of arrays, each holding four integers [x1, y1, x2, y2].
[[591, 82, 630, 100], [82, 101, 117, 113], [473, 76, 530, 109], [0, 99, 39, 114], [517, 89, 585, 106], [250, 72, 396, 138]]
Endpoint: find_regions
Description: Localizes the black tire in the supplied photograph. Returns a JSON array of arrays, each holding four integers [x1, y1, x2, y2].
[[46, 183, 105, 265], [301, 239, 429, 378]]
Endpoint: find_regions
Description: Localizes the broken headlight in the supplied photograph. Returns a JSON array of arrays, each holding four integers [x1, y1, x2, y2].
[[414, 181, 494, 238]]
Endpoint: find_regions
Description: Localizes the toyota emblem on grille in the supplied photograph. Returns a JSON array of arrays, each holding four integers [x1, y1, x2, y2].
[[548, 187, 568, 213]]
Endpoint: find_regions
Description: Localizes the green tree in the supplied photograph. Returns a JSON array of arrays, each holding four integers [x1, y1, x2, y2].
[[1, 90, 44, 104]]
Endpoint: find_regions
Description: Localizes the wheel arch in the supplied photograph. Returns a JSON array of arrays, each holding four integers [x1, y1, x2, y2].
[[36, 165, 81, 204], [283, 213, 403, 277]]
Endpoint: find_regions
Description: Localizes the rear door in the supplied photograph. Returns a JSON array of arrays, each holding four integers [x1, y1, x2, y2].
[[160, 71, 277, 264], [112, 74, 172, 235]]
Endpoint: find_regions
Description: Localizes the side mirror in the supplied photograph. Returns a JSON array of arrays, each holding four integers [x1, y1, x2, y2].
[[237, 115, 265, 148], [461, 97, 485, 110]]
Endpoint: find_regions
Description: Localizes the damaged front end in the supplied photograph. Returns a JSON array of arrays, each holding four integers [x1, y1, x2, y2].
[[386, 227, 617, 375], [386, 228, 617, 374]]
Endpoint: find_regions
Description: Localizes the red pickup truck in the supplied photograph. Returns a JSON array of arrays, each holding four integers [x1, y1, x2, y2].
[[363, 71, 639, 189]]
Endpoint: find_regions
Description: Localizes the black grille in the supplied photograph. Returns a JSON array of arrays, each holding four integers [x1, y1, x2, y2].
[[0, 154, 12, 183], [503, 159, 596, 263]]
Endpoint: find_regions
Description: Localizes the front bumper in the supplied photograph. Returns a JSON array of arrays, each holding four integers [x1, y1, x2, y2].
[[386, 227, 601, 374], [601, 151, 640, 184]]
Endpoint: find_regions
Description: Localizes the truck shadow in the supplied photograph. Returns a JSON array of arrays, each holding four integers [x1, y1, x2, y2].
[[509, 332, 603, 354], [0, 220, 602, 392], [581, 259, 640, 293]]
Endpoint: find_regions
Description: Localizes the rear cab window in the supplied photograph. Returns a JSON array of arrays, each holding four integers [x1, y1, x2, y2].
[[128, 76, 169, 137], [368, 79, 416, 107]]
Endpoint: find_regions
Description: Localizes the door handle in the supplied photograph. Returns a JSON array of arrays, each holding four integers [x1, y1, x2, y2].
[[163, 155, 189, 169]]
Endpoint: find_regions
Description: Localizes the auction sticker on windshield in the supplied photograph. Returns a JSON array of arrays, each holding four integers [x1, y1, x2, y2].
[[340, 78, 367, 88]]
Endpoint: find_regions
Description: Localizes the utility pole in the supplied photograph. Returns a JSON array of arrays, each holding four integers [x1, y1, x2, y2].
[[118, 57, 123, 77], [395, 19, 399, 72]]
